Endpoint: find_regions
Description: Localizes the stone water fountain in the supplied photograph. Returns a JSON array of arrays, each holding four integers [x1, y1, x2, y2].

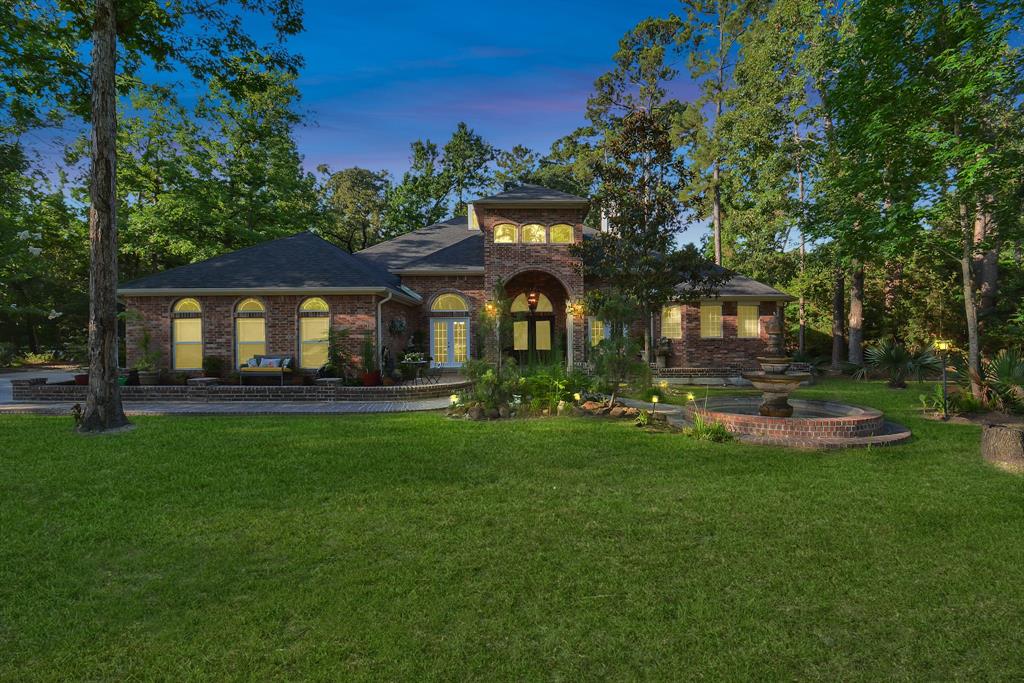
[[681, 310, 912, 447], [740, 313, 811, 417]]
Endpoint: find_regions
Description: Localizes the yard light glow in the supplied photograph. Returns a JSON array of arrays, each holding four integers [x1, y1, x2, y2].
[[450, 394, 459, 406], [573, 392, 581, 402], [659, 380, 669, 390], [934, 339, 951, 351], [686, 392, 695, 402], [484, 301, 497, 316], [934, 340, 951, 420], [652, 395, 659, 403]]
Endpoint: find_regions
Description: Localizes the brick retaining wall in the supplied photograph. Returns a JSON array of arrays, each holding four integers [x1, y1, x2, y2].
[[11, 379, 470, 403], [685, 404, 884, 439]]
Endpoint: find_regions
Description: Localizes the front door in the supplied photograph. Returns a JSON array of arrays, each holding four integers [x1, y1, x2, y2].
[[512, 315, 555, 364], [431, 317, 469, 367]]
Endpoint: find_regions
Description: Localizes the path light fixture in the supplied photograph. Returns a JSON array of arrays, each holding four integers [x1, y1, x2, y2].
[[934, 339, 952, 420], [450, 394, 459, 407], [651, 394, 659, 413], [573, 392, 581, 403]]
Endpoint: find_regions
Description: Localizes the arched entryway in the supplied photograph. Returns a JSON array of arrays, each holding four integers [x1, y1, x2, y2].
[[504, 270, 568, 365]]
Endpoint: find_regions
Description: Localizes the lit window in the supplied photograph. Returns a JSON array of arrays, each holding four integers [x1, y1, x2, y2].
[[521, 224, 546, 243], [493, 224, 516, 243], [661, 305, 682, 339], [468, 204, 479, 230], [738, 303, 760, 338], [235, 298, 266, 367], [299, 297, 330, 369], [172, 298, 202, 369], [589, 317, 606, 347], [700, 302, 723, 338], [549, 224, 573, 244], [431, 293, 468, 312]]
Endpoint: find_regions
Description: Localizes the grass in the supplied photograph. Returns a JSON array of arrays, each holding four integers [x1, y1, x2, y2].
[[2, 379, 1022, 680]]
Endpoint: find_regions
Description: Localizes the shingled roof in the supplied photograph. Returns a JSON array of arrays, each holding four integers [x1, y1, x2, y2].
[[472, 183, 590, 206], [357, 216, 484, 273], [119, 232, 418, 301], [675, 264, 793, 301]]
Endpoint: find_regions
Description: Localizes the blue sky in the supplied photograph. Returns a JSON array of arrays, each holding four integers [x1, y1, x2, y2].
[[291, 0, 687, 175]]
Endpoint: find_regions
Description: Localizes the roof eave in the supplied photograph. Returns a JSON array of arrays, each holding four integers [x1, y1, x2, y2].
[[117, 285, 422, 305], [395, 267, 485, 276], [472, 199, 590, 208]]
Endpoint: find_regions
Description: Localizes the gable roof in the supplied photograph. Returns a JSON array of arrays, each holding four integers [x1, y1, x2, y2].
[[472, 183, 589, 207], [357, 216, 484, 273], [118, 231, 419, 301]]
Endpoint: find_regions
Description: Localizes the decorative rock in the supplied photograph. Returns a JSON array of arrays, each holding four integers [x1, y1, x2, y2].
[[981, 423, 1024, 472], [485, 408, 500, 419], [571, 406, 586, 417], [581, 401, 604, 412], [556, 400, 567, 416], [498, 405, 510, 419], [622, 407, 639, 418], [468, 405, 484, 420], [609, 407, 626, 418]]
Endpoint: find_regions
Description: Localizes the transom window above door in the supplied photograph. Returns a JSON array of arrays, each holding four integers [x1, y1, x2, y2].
[[431, 293, 468, 312], [510, 292, 553, 313]]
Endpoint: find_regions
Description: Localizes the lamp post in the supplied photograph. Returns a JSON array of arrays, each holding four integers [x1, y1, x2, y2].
[[935, 340, 951, 420], [651, 394, 659, 414]]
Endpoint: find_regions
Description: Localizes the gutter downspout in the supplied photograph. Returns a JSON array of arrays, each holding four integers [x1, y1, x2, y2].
[[377, 290, 393, 370]]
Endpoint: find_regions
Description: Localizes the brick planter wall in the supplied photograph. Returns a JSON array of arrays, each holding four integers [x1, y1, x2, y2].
[[685, 403, 884, 439], [11, 379, 470, 403]]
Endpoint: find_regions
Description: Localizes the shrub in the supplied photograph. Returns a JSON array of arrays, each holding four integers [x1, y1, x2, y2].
[[856, 338, 940, 388], [0, 342, 16, 367], [684, 414, 733, 443], [462, 359, 520, 410], [982, 348, 1024, 412], [202, 355, 226, 379]]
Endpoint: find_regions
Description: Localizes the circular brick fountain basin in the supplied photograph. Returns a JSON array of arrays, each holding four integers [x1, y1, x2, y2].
[[685, 397, 911, 448]]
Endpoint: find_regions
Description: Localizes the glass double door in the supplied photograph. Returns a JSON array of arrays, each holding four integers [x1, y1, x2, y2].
[[512, 315, 554, 363], [431, 317, 469, 367]]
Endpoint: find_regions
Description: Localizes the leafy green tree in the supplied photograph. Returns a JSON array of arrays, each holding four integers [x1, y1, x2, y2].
[[493, 145, 541, 189], [317, 166, 390, 252], [574, 18, 726, 359], [1, 0, 304, 431]]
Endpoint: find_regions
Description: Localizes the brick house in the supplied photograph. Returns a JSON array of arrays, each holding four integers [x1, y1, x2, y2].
[[119, 184, 792, 376]]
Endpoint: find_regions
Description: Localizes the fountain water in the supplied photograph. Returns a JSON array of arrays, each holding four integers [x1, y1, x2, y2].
[[741, 314, 811, 417]]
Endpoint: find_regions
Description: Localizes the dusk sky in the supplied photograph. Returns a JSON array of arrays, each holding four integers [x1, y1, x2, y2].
[[290, 0, 693, 176]]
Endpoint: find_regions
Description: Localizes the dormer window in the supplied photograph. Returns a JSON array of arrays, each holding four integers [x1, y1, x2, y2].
[[494, 224, 516, 243], [549, 224, 573, 244], [521, 224, 546, 244]]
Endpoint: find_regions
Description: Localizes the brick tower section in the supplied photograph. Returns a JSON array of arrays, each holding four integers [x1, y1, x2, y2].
[[478, 205, 586, 366]]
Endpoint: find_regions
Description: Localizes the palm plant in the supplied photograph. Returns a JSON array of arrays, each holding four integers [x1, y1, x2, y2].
[[982, 348, 1024, 412], [856, 338, 940, 388]]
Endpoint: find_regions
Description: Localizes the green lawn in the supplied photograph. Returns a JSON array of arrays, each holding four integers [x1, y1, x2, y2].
[[2, 379, 1022, 680]]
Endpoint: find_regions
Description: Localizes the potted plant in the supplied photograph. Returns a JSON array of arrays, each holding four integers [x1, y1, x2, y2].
[[360, 334, 381, 386], [654, 336, 673, 369], [134, 330, 163, 385], [202, 355, 225, 379]]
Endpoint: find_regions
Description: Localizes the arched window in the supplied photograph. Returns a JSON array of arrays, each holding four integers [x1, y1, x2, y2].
[[510, 293, 553, 313], [493, 223, 516, 243], [172, 298, 202, 369], [521, 224, 546, 243], [299, 297, 330, 369], [549, 224, 574, 244], [235, 298, 266, 367], [431, 293, 468, 312]]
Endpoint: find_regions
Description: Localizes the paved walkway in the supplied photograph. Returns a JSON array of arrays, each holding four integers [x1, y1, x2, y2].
[[618, 397, 688, 428]]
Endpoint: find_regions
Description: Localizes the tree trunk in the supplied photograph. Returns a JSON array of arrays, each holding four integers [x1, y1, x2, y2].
[[847, 263, 864, 365], [883, 263, 903, 338], [973, 210, 999, 328], [712, 164, 722, 266], [831, 267, 845, 371], [80, 0, 129, 433], [961, 209, 984, 400]]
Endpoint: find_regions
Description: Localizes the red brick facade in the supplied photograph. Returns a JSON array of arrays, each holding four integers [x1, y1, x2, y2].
[[478, 205, 586, 364], [121, 203, 787, 375], [122, 294, 398, 372]]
